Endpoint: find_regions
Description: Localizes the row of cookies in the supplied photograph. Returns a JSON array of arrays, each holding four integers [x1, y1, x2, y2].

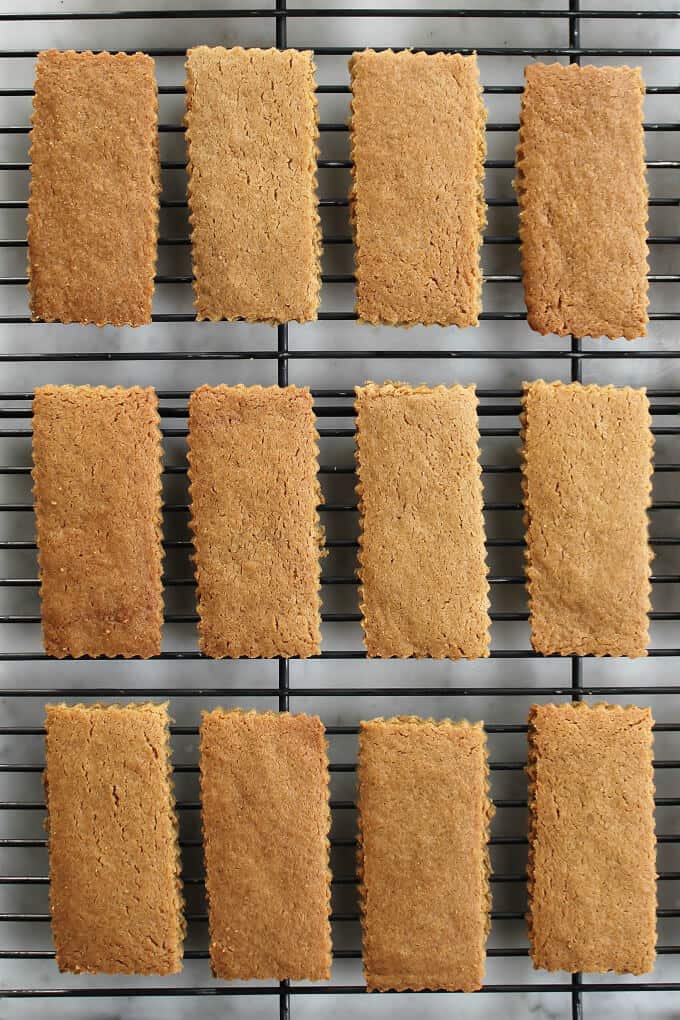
[[32, 380, 653, 660], [29, 49, 648, 336], [46, 702, 656, 985]]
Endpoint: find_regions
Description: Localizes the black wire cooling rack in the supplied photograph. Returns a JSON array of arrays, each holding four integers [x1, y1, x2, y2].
[[1, 2, 680, 1018]]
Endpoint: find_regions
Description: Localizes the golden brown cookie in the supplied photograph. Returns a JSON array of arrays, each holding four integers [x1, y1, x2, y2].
[[522, 380, 653, 656], [349, 49, 486, 326], [28, 50, 159, 326], [33, 385, 164, 658], [188, 385, 323, 658], [355, 382, 489, 657], [516, 63, 648, 339], [200, 709, 332, 980], [358, 716, 492, 991], [45, 703, 184, 974], [185, 47, 320, 323], [527, 703, 656, 974]]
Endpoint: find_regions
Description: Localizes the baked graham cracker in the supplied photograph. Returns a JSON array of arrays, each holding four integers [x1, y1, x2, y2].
[[188, 385, 323, 658], [33, 385, 164, 658], [358, 716, 493, 992], [349, 50, 486, 326], [45, 703, 184, 974], [28, 50, 159, 326], [516, 63, 648, 340], [355, 382, 489, 658], [522, 380, 653, 657], [527, 703, 656, 974], [200, 709, 332, 980], [185, 47, 320, 323]]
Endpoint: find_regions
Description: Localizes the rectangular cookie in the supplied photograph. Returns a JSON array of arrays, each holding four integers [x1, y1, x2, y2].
[[185, 46, 320, 323], [355, 382, 489, 657], [522, 380, 653, 656], [188, 384, 322, 658], [28, 50, 159, 326], [358, 716, 492, 992], [516, 64, 648, 339], [45, 703, 184, 974], [200, 709, 332, 980], [528, 703, 656, 974], [349, 49, 486, 326], [33, 385, 164, 658]]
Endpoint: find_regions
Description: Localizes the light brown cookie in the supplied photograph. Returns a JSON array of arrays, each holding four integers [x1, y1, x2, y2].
[[527, 702, 656, 974], [358, 716, 492, 991], [521, 380, 653, 656], [188, 385, 323, 658], [45, 703, 184, 974], [28, 50, 159, 326], [185, 46, 320, 323], [355, 382, 489, 658], [516, 63, 648, 339], [349, 49, 486, 326], [33, 385, 164, 658], [200, 709, 332, 980]]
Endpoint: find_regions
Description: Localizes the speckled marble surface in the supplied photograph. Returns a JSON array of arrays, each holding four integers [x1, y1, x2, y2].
[[0, 0, 678, 1017]]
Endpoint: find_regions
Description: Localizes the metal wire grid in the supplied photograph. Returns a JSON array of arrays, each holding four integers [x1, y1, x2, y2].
[[0, 2, 679, 1018]]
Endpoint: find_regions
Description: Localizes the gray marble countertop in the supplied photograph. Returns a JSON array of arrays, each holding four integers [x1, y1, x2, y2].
[[0, 0, 678, 1017]]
